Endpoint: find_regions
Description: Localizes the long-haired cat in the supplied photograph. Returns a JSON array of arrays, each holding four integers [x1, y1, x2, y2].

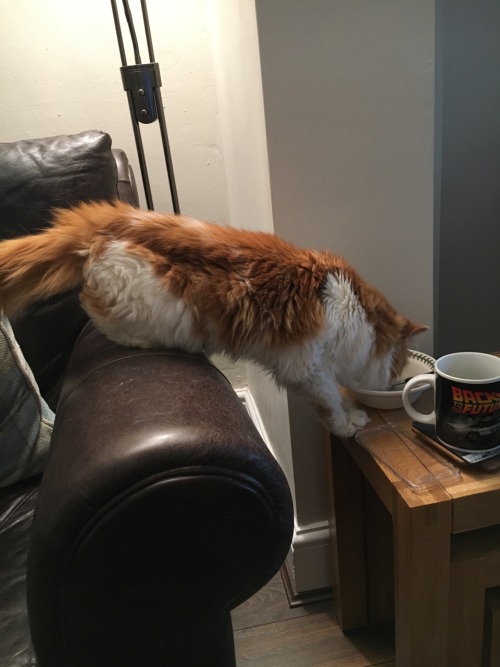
[[0, 201, 425, 437]]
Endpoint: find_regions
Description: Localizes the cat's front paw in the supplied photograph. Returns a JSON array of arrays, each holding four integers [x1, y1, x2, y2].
[[327, 407, 370, 439]]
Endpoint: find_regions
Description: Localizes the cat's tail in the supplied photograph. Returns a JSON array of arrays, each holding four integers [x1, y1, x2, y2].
[[0, 221, 87, 317], [0, 200, 135, 317]]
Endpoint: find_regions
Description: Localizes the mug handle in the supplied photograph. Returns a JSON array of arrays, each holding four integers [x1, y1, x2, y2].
[[402, 374, 436, 424]]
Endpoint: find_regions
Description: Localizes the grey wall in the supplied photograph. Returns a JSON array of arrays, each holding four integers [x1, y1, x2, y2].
[[255, 0, 435, 592], [435, 0, 500, 355], [255, 1, 435, 349]]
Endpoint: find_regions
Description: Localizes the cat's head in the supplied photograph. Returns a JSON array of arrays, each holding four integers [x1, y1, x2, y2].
[[359, 314, 428, 391], [335, 269, 428, 390], [320, 265, 427, 391]]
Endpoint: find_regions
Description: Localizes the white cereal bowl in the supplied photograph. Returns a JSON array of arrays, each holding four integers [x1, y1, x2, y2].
[[351, 350, 436, 410]]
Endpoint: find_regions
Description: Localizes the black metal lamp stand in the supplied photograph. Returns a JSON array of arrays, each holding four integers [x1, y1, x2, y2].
[[110, 0, 180, 213]]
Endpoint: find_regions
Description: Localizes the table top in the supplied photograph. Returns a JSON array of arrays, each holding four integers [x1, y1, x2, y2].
[[339, 392, 500, 533]]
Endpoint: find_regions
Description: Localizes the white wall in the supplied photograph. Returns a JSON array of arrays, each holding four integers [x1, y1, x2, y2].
[[207, 0, 296, 507], [0, 0, 228, 221]]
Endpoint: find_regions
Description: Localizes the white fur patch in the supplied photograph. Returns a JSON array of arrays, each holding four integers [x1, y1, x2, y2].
[[322, 273, 373, 379], [81, 241, 205, 351], [321, 272, 391, 390]]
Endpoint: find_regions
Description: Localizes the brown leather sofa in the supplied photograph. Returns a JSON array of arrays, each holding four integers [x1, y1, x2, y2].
[[0, 131, 293, 667]]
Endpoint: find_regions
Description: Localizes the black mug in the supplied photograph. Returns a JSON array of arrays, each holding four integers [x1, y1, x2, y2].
[[402, 352, 500, 452]]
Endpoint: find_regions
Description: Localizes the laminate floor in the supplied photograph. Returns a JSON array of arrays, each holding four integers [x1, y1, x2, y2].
[[232, 572, 395, 667]]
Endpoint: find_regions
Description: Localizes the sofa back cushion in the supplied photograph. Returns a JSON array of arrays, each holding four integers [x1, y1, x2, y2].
[[0, 131, 120, 409]]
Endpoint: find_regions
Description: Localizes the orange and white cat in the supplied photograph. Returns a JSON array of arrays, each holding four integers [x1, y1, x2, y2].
[[0, 201, 425, 437]]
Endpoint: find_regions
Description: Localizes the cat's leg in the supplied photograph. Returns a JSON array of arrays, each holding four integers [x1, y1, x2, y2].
[[339, 392, 370, 435], [292, 373, 369, 438]]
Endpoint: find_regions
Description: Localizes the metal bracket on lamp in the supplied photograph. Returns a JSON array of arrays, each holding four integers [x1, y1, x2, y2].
[[110, 0, 180, 213]]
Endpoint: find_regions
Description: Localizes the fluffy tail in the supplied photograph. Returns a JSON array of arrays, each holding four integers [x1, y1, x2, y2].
[[0, 204, 111, 316], [0, 215, 89, 317]]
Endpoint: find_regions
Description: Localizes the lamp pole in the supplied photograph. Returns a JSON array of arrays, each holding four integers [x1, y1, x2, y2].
[[110, 0, 180, 213]]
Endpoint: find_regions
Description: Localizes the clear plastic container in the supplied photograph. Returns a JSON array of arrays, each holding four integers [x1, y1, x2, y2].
[[355, 423, 460, 493]]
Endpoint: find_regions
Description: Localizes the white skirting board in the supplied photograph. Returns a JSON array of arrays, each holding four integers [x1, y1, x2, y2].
[[236, 388, 274, 453], [284, 520, 333, 602], [237, 389, 333, 597]]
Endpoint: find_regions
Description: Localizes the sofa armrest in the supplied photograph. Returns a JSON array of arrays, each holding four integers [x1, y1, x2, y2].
[[112, 148, 139, 206], [27, 324, 293, 667]]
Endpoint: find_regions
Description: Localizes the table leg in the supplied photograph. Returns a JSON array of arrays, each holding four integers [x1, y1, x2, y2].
[[363, 480, 395, 623], [328, 436, 369, 630], [393, 495, 452, 666], [484, 589, 500, 667], [448, 535, 500, 666]]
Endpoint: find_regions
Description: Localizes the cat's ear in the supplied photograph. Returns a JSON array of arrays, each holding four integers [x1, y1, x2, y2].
[[404, 321, 429, 338]]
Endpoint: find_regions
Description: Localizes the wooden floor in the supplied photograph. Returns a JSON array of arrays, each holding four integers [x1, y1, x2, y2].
[[232, 572, 395, 667]]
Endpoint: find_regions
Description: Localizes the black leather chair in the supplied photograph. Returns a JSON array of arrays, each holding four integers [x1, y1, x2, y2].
[[0, 131, 293, 667]]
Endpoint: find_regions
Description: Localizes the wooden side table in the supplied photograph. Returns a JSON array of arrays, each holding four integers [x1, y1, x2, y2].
[[328, 396, 500, 666]]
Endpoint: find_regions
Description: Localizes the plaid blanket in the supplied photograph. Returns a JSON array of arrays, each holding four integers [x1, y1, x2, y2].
[[0, 313, 53, 487]]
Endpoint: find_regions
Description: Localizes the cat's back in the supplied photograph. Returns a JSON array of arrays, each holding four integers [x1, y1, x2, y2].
[[121, 206, 306, 266], [72, 201, 347, 353]]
